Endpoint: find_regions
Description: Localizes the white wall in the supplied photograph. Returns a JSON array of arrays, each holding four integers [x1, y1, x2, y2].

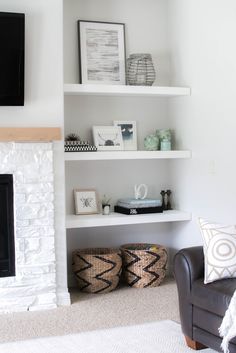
[[0, 0, 69, 304], [168, 0, 236, 250], [5, 0, 232, 289], [0, 0, 63, 126], [64, 0, 170, 85]]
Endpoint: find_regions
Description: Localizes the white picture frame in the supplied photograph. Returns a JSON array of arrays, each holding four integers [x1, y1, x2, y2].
[[78, 20, 126, 85], [74, 189, 100, 215], [113, 121, 137, 150], [92, 126, 124, 151]]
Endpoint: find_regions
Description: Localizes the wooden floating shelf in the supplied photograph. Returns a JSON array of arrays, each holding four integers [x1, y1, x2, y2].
[[0, 127, 62, 142], [66, 210, 192, 229], [64, 84, 191, 97], [64, 150, 191, 161]]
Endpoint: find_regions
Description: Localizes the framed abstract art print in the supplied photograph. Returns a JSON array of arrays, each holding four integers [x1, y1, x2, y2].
[[78, 20, 126, 85]]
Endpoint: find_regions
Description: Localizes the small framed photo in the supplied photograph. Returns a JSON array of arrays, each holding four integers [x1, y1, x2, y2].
[[92, 126, 124, 151], [74, 189, 100, 215], [113, 121, 137, 150], [78, 20, 126, 85]]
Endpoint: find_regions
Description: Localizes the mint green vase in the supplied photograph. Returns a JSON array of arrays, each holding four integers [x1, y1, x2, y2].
[[144, 134, 159, 150]]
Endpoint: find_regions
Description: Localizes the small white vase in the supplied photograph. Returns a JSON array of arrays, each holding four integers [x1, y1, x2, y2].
[[103, 205, 110, 215]]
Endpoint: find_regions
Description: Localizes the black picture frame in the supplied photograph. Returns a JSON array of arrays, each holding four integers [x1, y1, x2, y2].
[[78, 20, 126, 85]]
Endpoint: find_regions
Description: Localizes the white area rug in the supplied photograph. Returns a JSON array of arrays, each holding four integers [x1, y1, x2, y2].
[[0, 320, 217, 353]]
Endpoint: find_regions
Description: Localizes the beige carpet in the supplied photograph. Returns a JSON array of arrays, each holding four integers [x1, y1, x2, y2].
[[0, 321, 218, 353], [0, 277, 179, 343]]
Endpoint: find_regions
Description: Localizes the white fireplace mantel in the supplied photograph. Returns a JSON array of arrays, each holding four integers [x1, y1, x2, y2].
[[0, 137, 70, 312]]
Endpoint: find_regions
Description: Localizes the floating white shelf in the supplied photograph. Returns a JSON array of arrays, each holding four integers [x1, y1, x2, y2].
[[64, 84, 191, 97], [66, 210, 191, 229], [64, 150, 191, 161]]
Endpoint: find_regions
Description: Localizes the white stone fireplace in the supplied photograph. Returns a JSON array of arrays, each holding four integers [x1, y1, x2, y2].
[[0, 141, 61, 312]]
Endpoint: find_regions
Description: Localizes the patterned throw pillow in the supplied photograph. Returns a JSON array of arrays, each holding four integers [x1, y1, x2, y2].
[[199, 218, 236, 284]]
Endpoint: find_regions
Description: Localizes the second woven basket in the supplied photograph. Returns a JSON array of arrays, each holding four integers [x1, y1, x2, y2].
[[120, 243, 167, 288]]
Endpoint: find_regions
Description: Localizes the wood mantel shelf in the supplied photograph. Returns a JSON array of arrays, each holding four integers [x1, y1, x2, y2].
[[0, 127, 61, 142]]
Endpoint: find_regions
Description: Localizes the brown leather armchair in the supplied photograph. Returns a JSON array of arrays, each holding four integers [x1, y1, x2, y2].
[[174, 246, 236, 352]]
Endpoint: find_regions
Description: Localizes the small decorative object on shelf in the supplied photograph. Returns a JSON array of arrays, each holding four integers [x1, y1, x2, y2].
[[144, 134, 159, 150], [114, 197, 163, 215], [127, 54, 156, 86], [120, 243, 167, 288], [166, 189, 172, 210], [160, 138, 171, 151], [157, 129, 172, 151], [102, 195, 111, 215], [65, 133, 81, 141], [72, 248, 122, 293], [65, 133, 97, 152], [134, 183, 148, 200], [160, 190, 166, 209], [113, 120, 137, 151], [160, 189, 172, 210]]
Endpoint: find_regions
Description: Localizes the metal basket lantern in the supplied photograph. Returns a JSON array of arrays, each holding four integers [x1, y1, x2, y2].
[[127, 54, 156, 86]]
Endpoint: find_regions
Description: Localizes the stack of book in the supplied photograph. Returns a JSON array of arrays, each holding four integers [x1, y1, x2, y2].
[[64, 140, 97, 152], [114, 198, 163, 215]]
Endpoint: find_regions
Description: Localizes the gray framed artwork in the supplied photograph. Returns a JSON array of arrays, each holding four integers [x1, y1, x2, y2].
[[78, 20, 126, 85], [74, 189, 100, 215]]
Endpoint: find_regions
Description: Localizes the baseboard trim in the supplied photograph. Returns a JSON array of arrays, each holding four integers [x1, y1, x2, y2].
[[57, 291, 71, 306]]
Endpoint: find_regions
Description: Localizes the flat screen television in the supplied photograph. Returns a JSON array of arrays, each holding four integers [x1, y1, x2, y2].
[[0, 12, 25, 106]]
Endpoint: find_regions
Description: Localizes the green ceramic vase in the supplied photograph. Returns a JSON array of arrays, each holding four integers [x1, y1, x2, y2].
[[144, 134, 159, 150]]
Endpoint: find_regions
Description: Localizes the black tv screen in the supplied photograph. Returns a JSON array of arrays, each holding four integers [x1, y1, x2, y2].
[[0, 12, 25, 106]]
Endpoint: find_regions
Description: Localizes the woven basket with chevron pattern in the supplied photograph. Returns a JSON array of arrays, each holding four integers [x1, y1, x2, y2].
[[72, 248, 122, 294], [120, 243, 167, 288]]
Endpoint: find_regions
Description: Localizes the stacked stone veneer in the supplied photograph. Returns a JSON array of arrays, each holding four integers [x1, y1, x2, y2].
[[0, 142, 56, 312]]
